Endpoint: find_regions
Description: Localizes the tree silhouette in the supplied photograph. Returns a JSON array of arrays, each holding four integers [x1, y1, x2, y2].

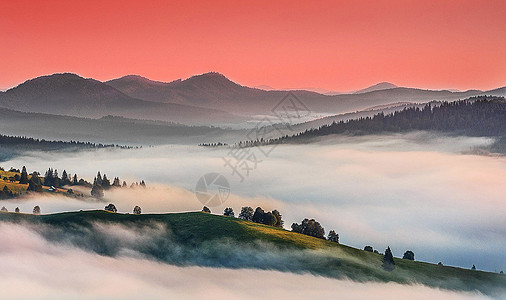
[[382, 247, 395, 271], [33, 206, 41, 215], [238, 206, 254, 221], [105, 204, 117, 213], [202, 206, 211, 213], [327, 230, 339, 243], [19, 166, 29, 184], [403, 250, 415, 261], [133, 206, 142, 215], [223, 207, 235, 217], [364, 246, 374, 252]]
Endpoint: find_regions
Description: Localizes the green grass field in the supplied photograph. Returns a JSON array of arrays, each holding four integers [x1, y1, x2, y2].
[[0, 210, 504, 296]]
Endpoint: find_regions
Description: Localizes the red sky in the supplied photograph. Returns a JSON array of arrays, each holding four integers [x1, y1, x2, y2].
[[1, 0, 505, 91]]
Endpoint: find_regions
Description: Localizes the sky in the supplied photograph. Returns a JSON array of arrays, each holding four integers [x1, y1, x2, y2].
[[1, 0, 505, 91]]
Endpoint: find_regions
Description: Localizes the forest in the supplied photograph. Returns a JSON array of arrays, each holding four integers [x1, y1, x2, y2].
[[239, 96, 506, 152]]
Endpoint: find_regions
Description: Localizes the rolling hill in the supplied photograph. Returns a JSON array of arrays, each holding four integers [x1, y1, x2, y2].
[[0, 73, 241, 125], [106, 73, 503, 116], [1, 72, 504, 125], [0, 210, 504, 297], [0, 107, 243, 146]]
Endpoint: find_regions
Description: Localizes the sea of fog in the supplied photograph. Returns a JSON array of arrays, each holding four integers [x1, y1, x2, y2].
[[1, 132, 505, 275], [0, 222, 493, 300]]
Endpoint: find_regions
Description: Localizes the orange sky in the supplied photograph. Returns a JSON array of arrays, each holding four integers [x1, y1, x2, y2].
[[1, 0, 505, 91]]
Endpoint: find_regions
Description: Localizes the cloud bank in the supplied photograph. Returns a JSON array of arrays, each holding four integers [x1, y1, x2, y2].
[[2, 132, 505, 272], [0, 222, 495, 300]]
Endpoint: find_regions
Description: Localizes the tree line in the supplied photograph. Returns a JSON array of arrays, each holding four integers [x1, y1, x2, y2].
[[0, 134, 136, 150], [235, 97, 506, 147]]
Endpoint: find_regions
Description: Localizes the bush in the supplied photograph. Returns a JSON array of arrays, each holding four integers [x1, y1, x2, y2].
[[364, 246, 374, 252], [223, 207, 234, 217], [202, 206, 211, 213], [105, 204, 117, 213], [402, 250, 415, 261]]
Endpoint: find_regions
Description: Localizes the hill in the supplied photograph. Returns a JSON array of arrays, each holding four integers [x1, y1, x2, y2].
[[0, 210, 504, 297], [106, 72, 493, 116], [0, 107, 243, 146], [259, 97, 506, 153], [353, 82, 398, 94], [2, 72, 503, 123], [0, 73, 241, 125]]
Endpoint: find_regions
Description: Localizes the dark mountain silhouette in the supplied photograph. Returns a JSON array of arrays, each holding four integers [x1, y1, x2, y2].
[[0, 73, 241, 124], [106, 72, 492, 116], [353, 82, 398, 94], [1, 73, 503, 123]]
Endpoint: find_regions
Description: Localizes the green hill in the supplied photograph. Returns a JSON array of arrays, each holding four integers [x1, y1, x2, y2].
[[0, 210, 504, 297]]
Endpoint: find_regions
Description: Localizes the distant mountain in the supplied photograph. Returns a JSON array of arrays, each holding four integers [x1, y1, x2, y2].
[[0, 107, 243, 145], [353, 82, 398, 94], [0, 73, 241, 125], [268, 96, 506, 150], [1, 72, 502, 125], [106, 73, 490, 116]]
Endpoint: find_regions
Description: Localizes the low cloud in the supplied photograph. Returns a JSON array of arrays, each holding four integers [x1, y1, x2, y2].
[[2, 132, 505, 272], [0, 222, 496, 300]]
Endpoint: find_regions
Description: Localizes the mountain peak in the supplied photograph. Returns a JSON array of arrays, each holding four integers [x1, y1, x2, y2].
[[107, 75, 168, 86], [182, 72, 241, 88], [353, 82, 398, 94]]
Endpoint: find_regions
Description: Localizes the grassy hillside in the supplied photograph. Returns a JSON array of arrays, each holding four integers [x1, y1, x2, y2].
[[0, 210, 504, 297]]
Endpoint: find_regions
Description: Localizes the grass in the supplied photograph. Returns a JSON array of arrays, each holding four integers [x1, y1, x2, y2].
[[0, 210, 504, 296]]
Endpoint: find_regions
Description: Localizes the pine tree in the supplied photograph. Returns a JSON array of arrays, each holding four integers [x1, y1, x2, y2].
[[382, 247, 396, 271], [19, 166, 29, 184]]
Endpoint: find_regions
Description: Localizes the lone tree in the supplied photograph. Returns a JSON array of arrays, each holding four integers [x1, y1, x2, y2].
[[472, 265, 476, 270], [327, 230, 339, 243], [105, 204, 117, 213], [382, 247, 395, 271], [202, 206, 211, 213], [364, 246, 374, 252], [238, 206, 254, 221], [133, 206, 142, 215], [15, 207, 20, 213], [19, 166, 29, 184], [33, 206, 41, 215], [223, 207, 235, 217], [402, 250, 415, 261], [1, 206, 7, 212]]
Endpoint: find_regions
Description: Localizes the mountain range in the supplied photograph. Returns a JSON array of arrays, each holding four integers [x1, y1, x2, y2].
[[0, 72, 504, 125]]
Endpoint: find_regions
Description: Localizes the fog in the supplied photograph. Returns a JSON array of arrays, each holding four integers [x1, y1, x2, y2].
[[1, 132, 505, 272], [0, 222, 494, 300]]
